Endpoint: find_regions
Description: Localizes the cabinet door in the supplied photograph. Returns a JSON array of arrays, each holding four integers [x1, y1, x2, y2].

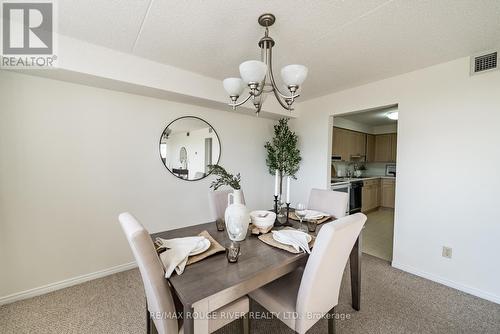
[[362, 180, 381, 212], [374, 134, 392, 162], [369, 186, 376, 211], [375, 181, 381, 207], [332, 127, 351, 161], [366, 134, 375, 162], [361, 186, 370, 212], [353, 132, 366, 157], [344, 130, 366, 160], [332, 128, 346, 160], [390, 133, 398, 162], [381, 179, 395, 208]]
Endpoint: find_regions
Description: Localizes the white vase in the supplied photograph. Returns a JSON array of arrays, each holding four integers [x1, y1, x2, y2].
[[224, 189, 250, 241]]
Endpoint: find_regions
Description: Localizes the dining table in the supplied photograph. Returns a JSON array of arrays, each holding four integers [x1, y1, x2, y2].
[[151, 217, 362, 334]]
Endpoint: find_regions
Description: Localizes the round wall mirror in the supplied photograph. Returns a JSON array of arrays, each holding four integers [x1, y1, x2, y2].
[[159, 116, 221, 181]]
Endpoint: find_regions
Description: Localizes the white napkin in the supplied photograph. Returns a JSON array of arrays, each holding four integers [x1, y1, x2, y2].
[[304, 209, 329, 220], [272, 230, 311, 254], [158, 236, 206, 278]]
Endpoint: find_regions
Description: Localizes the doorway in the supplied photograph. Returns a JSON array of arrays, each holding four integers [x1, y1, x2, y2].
[[204, 137, 213, 173], [330, 104, 398, 262]]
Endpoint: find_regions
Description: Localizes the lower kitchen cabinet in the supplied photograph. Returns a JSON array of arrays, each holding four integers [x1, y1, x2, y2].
[[362, 178, 395, 211], [381, 178, 396, 208], [361, 179, 380, 212]]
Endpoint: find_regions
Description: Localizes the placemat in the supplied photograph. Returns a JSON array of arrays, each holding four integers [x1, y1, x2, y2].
[[258, 228, 316, 254], [288, 212, 332, 225], [186, 230, 225, 265]]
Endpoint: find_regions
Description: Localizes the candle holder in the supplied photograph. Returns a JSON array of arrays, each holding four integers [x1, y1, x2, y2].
[[284, 203, 293, 227], [273, 195, 279, 226]]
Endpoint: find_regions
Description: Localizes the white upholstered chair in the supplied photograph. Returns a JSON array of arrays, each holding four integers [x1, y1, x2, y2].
[[308, 188, 349, 219], [249, 213, 367, 334], [119, 212, 249, 334], [208, 189, 246, 221]]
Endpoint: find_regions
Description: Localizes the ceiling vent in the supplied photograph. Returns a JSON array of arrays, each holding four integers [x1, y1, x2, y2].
[[471, 51, 498, 75]]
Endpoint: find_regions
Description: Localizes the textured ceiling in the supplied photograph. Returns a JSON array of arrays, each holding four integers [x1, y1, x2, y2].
[[58, 0, 500, 100]]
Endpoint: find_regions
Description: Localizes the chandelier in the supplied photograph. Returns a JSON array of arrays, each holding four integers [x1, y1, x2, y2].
[[222, 14, 308, 115]]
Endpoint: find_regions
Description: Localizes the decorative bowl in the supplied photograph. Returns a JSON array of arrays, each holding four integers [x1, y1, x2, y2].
[[250, 210, 276, 229]]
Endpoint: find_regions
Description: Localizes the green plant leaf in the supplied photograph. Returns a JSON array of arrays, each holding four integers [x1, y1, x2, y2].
[[207, 164, 241, 190]]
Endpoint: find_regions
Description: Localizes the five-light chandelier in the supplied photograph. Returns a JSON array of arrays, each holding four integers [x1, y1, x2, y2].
[[223, 14, 308, 115]]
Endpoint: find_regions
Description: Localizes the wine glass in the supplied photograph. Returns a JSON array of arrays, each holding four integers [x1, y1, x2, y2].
[[295, 203, 307, 232]]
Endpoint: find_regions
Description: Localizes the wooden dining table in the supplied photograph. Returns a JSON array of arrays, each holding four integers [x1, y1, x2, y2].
[[151, 218, 362, 334]]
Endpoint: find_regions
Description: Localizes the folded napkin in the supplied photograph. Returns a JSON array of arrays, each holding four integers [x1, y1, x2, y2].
[[272, 230, 311, 254], [304, 209, 329, 220], [158, 236, 207, 278]]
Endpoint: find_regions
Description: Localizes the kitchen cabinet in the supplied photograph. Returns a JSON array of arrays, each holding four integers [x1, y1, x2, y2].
[[361, 178, 380, 212], [366, 134, 375, 162], [351, 131, 366, 158], [374, 134, 392, 162], [332, 127, 366, 161], [332, 127, 350, 161], [332, 127, 396, 162], [374, 133, 397, 162], [390, 133, 397, 162], [381, 178, 396, 208]]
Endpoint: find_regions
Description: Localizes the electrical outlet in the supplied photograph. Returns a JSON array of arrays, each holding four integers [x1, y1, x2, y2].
[[442, 246, 452, 259]]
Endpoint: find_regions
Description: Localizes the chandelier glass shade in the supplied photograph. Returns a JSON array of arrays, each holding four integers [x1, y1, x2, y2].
[[222, 14, 308, 114]]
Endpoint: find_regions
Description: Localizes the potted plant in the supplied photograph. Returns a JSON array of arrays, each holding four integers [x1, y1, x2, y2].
[[264, 118, 302, 199], [207, 164, 241, 191], [354, 164, 366, 177], [208, 165, 248, 241]]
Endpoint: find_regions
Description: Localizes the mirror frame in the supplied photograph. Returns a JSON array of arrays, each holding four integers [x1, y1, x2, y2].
[[159, 116, 221, 181]]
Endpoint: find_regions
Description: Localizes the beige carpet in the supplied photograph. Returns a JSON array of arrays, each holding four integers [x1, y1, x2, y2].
[[362, 208, 394, 261], [1, 255, 499, 334]]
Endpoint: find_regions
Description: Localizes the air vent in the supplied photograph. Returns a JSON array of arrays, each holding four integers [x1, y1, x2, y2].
[[471, 52, 497, 74]]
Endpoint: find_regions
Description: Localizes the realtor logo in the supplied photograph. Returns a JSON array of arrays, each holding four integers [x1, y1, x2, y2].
[[1, 1, 56, 68]]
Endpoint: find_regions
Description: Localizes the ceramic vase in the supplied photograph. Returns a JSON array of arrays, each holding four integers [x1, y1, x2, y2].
[[224, 189, 250, 241]]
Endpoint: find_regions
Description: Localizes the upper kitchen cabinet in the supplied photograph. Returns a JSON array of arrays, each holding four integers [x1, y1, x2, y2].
[[374, 133, 397, 162], [351, 131, 366, 159], [366, 134, 375, 162], [391, 133, 397, 162], [332, 127, 350, 161], [332, 127, 366, 161]]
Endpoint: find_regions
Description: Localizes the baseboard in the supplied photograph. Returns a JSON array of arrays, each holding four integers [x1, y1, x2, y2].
[[0, 261, 137, 306], [392, 261, 500, 305]]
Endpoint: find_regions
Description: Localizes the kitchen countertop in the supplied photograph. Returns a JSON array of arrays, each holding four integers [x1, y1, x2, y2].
[[331, 176, 396, 185]]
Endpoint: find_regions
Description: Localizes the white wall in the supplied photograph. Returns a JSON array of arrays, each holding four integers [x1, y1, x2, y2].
[[0, 71, 276, 300], [292, 57, 500, 303]]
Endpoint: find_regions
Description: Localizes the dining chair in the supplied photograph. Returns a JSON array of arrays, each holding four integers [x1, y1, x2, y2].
[[308, 188, 349, 218], [119, 212, 250, 334], [249, 212, 367, 334], [208, 189, 246, 221]]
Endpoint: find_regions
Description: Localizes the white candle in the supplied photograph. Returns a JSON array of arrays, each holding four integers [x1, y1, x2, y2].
[[274, 169, 279, 196], [286, 176, 291, 204]]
